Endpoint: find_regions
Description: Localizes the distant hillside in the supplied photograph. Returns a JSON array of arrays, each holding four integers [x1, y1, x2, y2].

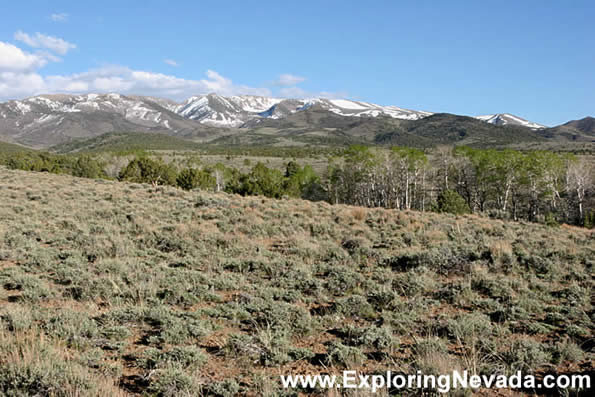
[[0, 140, 35, 154], [564, 116, 595, 133], [216, 109, 549, 148], [50, 132, 203, 153], [0, 94, 210, 148], [475, 113, 546, 129], [375, 113, 548, 147], [1, 93, 554, 149], [539, 117, 595, 142]]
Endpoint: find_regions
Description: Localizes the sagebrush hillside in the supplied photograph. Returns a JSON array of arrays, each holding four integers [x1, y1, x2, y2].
[[0, 168, 593, 396]]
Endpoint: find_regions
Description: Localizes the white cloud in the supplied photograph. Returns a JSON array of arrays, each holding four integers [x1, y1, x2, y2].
[[0, 57, 272, 101], [317, 91, 349, 99], [279, 86, 309, 98], [278, 85, 347, 99], [274, 73, 306, 86], [0, 41, 48, 71], [164, 59, 179, 67], [0, 39, 306, 101], [271, 73, 346, 99], [50, 13, 69, 22], [198, 70, 271, 97], [0, 71, 46, 98], [14, 31, 76, 55]]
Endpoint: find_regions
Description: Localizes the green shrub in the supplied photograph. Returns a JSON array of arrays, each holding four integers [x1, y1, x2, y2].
[[176, 167, 216, 191], [0, 307, 34, 332], [225, 329, 293, 366], [138, 346, 207, 370], [340, 324, 395, 352], [240, 163, 285, 198], [435, 190, 470, 215], [325, 341, 366, 367], [0, 333, 122, 396], [203, 378, 240, 397], [502, 338, 551, 373], [335, 295, 377, 320], [70, 156, 106, 179], [551, 339, 584, 364], [147, 367, 197, 396], [42, 310, 100, 349], [119, 157, 176, 186]]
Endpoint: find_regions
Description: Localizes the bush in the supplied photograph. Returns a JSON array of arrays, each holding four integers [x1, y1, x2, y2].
[[147, 367, 197, 396], [435, 190, 470, 215], [502, 338, 551, 373], [138, 346, 207, 370], [412, 336, 458, 377], [4, 152, 106, 179], [225, 329, 294, 366], [70, 156, 106, 179], [551, 339, 584, 364], [340, 324, 395, 352], [203, 379, 240, 397], [176, 168, 216, 191], [119, 157, 176, 186], [0, 332, 123, 396], [325, 341, 366, 367], [228, 162, 286, 198]]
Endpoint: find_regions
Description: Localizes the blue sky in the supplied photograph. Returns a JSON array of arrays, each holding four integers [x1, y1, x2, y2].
[[0, 0, 593, 126]]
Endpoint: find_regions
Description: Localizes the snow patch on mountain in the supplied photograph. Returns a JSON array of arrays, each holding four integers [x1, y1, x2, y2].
[[174, 95, 434, 127], [175, 94, 283, 127], [0, 93, 550, 149], [328, 99, 368, 110], [476, 113, 545, 129], [316, 99, 431, 121]]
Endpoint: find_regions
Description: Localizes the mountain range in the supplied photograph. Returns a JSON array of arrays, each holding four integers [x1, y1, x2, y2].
[[0, 93, 592, 149]]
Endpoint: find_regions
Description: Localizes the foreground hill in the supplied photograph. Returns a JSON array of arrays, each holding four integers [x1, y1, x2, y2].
[[0, 168, 593, 395]]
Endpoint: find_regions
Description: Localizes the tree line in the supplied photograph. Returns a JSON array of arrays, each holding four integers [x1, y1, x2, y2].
[[2, 146, 593, 227], [327, 145, 594, 227]]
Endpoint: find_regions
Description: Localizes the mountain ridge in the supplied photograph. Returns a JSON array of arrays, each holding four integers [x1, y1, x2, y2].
[[0, 92, 589, 149]]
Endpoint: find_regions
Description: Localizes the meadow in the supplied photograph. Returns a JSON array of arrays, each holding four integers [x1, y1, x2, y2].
[[0, 167, 592, 396]]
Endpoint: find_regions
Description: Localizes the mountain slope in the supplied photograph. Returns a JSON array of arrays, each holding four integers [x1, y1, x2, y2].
[[375, 113, 548, 147], [50, 131, 202, 153], [563, 116, 595, 134], [537, 117, 595, 142], [476, 113, 546, 129], [306, 98, 431, 120], [0, 93, 579, 149], [216, 109, 549, 148], [0, 94, 205, 148], [176, 94, 282, 127], [176, 95, 431, 127]]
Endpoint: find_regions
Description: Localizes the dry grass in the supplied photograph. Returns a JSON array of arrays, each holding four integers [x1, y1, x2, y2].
[[0, 167, 592, 396], [350, 207, 368, 222]]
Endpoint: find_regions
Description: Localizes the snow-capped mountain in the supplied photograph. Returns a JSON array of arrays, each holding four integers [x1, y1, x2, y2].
[[0, 94, 201, 148], [0, 92, 550, 148], [176, 95, 432, 127], [475, 113, 545, 129], [313, 98, 432, 120], [176, 94, 282, 127]]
